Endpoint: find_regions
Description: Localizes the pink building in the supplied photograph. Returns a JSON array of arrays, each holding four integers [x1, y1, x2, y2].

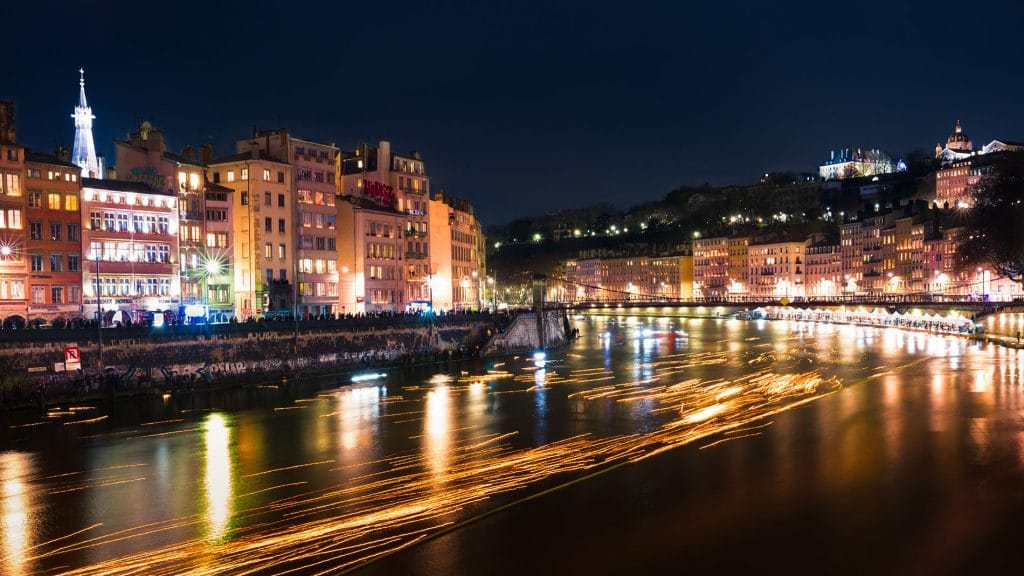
[[81, 179, 180, 322]]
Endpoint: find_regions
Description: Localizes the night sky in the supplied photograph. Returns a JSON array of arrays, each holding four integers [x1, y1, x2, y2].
[[5, 1, 1024, 225]]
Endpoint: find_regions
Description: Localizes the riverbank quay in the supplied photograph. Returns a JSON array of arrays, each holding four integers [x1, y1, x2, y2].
[[0, 312, 513, 412]]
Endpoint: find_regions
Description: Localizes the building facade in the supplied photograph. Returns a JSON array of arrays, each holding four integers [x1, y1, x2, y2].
[[336, 195, 406, 313], [24, 151, 83, 323], [340, 141, 431, 310], [81, 179, 179, 322], [693, 236, 729, 298], [115, 124, 208, 319], [208, 149, 294, 319], [242, 130, 339, 317], [0, 117, 25, 325], [747, 240, 806, 299], [429, 194, 483, 311]]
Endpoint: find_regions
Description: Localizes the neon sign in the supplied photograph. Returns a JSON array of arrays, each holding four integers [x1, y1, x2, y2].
[[365, 180, 395, 208]]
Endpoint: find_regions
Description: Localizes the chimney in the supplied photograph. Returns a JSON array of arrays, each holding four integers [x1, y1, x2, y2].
[[280, 128, 288, 158], [250, 141, 260, 159], [182, 145, 194, 163], [200, 143, 215, 165], [0, 101, 15, 144], [55, 146, 70, 163]]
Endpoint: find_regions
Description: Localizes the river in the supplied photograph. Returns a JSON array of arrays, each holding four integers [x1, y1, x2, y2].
[[2, 313, 1023, 574]]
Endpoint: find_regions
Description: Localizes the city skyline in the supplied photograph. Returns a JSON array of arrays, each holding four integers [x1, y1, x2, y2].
[[6, 1, 1024, 225]]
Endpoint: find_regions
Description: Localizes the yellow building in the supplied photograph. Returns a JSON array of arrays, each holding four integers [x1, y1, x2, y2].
[[429, 194, 483, 311], [208, 147, 293, 319]]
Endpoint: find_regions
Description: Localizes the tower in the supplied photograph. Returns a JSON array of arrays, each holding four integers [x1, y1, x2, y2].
[[71, 68, 103, 178]]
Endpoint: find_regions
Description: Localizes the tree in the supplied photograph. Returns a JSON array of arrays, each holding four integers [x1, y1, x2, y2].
[[958, 157, 1024, 288]]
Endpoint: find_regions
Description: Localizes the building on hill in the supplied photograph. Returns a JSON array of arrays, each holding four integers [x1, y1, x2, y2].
[[933, 120, 1024, 207], [819, 148, 894, 181]]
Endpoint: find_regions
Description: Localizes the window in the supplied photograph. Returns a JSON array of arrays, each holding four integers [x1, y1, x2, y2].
[[327, 237, 336, 251], [3, 174, 20, 196], [315, 236, 325, 250], [27, 168, 40, 179], [27, 190, 41, 208], [264, 192, 271, 206], [227, 170, 236, 182], [69, 286, 80, 303], [50, 222, 61, 241], [241, 168, 249, 180], [278, 219, 285, 233], [47, 193, 61, 210], [29, 221, 42, 240], [266, 268, 273, 283], [31, 285, 45, 304], [265, 242, 272, 259], [279, 269, 287, 281], [278, 243, 286, 259], [301, 212, 312, 227], [264, 217, 272, 232], [158, 245, 170, 263], [263, 169, 271, 181], [68, 254, 80, 272], [213, 172, 220, 183], [278, 193, 285, 207], [240, 191, 248, 205], [103, 212, 115, 231], [30, 254, 43, 272], [277, 171, 285, 183], [158, 216, 169, 234], [67, 223, 80, 242], [51, 286, 63, 304], [0, 209, 22, 229], [49, 254, 62, 272], [65, 195, 78, 211], [117, 213, 129, 232]]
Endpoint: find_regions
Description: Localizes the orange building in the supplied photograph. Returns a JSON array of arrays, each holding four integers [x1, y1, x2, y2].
[[0, 107, 25, 326], [24, 151, 83, 323]]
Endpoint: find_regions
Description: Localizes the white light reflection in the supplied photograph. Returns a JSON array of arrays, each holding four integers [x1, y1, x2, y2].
[[203, 413, 233, 542], [339, 386, 381, 453], [1, 452, 32, 576], [425, 386, 452, 480]]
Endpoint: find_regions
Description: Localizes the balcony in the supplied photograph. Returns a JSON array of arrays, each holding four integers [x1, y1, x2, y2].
[[405, 252, 427, 260]]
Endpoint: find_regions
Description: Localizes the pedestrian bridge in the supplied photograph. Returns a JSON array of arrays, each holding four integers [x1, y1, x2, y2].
[[553, 297, 1024, 318]]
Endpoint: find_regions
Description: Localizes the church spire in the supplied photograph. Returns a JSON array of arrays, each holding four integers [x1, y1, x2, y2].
[[71, 68, 102, 179], [78, 68, 88, 108]]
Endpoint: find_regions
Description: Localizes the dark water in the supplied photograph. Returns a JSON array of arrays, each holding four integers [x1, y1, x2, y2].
[[2, 314, 1024, 575]]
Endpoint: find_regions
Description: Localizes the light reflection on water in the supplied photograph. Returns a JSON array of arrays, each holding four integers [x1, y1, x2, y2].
[[2, 315, 1023, 574], [203, 413, 232, 542], [1, 451, 32, 576]]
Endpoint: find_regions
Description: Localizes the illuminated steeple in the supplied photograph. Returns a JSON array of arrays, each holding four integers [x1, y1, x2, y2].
[[71, 68, 103, 178]]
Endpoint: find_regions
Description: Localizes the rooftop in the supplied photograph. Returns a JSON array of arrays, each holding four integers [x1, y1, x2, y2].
[[82, 178, 174, 197]]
